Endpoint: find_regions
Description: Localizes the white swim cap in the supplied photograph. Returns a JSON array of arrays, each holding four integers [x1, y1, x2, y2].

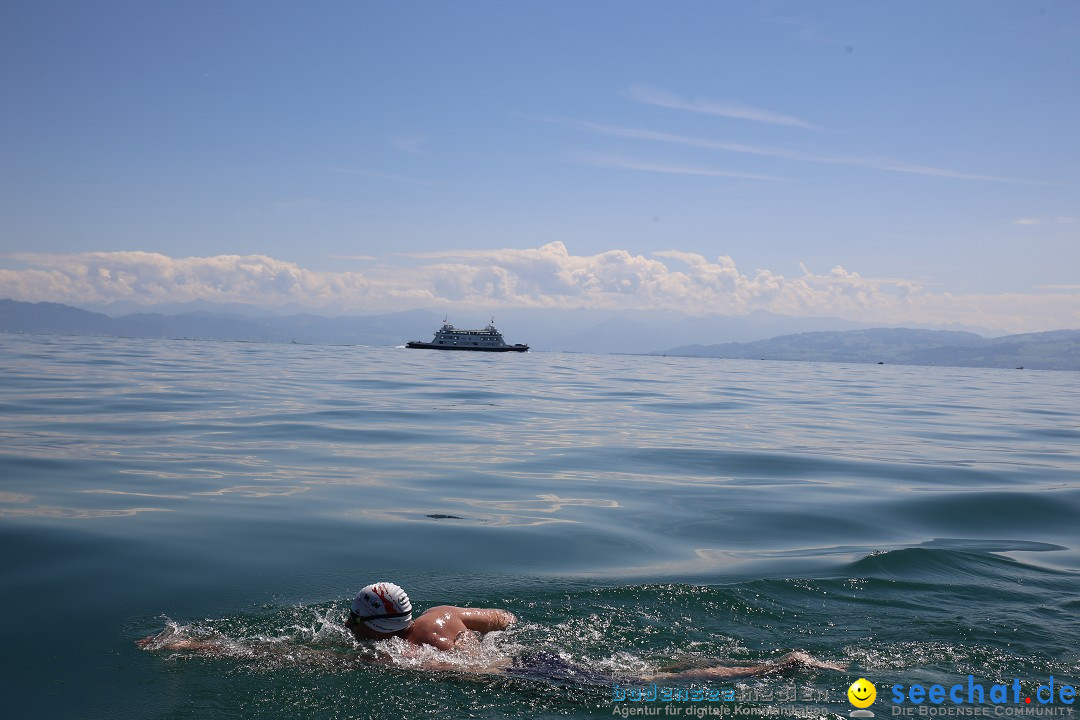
[[351, 582, 413, 633]]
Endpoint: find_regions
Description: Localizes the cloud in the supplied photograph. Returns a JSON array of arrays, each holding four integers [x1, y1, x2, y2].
[[329, 254, 378, 262], [2, 251, 380, 307], [576, 153, 788, 182], [628, 84, 815, 129], [3, 245, 1078, 332], [329, 167, 440, 187], [391, 135, 426, 154], [275, 197, 323, 211], [539, 117, 1037, 184], [1013, 217, 1078, 226]]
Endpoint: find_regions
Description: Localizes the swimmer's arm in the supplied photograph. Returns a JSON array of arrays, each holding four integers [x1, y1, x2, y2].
[[457, 608, 517, 633], [651, 663, 775, 680], [136, 630, 388, 666], [649, 651, 846, 681], [137, 633, 221, 653]]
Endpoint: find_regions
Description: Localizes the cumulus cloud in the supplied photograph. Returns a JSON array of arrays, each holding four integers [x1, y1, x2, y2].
[[2, 245, 1078, 332], [4, 251, 348, 306]]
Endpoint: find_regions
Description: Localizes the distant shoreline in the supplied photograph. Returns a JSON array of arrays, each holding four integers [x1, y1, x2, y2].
[[3, 298, 1078, 372]]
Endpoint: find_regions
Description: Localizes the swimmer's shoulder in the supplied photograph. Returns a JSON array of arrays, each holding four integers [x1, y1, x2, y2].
[[417, 605, 464, 619]]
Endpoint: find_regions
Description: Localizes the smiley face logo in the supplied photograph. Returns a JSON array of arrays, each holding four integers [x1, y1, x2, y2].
[[847, 678, 877, 708]]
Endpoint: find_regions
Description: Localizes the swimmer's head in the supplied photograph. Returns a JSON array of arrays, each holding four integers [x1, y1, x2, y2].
[[349, 582, 413, 635]]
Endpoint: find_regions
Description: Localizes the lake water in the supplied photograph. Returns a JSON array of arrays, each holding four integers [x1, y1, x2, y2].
[[1, 334, 1077, 719]]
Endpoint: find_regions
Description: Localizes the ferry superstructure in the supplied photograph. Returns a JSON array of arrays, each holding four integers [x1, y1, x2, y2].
[[406, 319, 528, 352]]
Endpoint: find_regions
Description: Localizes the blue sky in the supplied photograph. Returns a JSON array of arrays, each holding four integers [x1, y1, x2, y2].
[[1, 1, 1078, 330]]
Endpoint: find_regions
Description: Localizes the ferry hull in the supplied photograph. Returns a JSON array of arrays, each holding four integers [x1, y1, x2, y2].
[[405, 342, 528, 352]]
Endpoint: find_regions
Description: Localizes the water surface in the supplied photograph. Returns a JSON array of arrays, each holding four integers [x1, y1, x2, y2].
[[1, 334, 1077, 718]]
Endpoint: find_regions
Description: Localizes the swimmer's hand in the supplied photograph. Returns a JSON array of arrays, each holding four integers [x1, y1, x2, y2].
[[775, 650, 847, 672], [137, 626, 382, 672], [136, 627, 221, 653], [459, 608, 516, 633]]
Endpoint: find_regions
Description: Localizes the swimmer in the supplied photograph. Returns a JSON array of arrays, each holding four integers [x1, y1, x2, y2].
[[137, 581, 516, 670], [138, 581, 845, 679], [344, 581, 515, 651]]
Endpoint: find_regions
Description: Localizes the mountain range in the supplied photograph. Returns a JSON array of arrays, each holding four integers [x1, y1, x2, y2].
[[0, 299, 887, 350], [2, 299, 1077, 370], [659, 327, 1080, 371]]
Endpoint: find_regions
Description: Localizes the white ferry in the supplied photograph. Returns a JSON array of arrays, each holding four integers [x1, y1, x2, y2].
[[406, 319, 529, 352]]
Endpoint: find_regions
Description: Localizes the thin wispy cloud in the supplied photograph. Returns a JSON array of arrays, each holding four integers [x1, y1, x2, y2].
[[276, 197, 323, 211], [542, 116, 816, 159], [577, 153, 788, 182], [862, 159, 1032, 183], [539, 117, 1038, 184], [628, 84, 815, 129], [1013, 217, 1078, 225], [329, 167, 440, 187], [763, 11, 850, 49], [391, 135, 426, 154]]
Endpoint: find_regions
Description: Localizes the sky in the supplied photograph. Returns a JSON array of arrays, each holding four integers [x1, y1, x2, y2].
[[1, 1, 1078, 332]]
